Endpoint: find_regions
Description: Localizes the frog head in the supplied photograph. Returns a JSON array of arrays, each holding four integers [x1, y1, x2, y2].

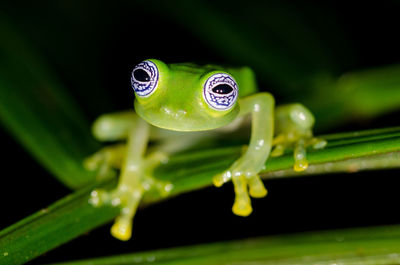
[[131, 59, 240, 131]]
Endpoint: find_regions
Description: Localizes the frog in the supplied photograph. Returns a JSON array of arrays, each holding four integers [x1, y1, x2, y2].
[[84, 59, 326, 241]]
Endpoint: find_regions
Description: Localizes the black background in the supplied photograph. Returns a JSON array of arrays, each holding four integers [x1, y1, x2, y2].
[[1, 1, 400, 264]]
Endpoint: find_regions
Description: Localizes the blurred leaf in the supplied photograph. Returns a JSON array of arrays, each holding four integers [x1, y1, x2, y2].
[[146, 0, 400, 130], [146, 0, 349, 93], [0, 14, 98, 189], [1, 126, 400, 264], [307, 64, 400, 130], [0, 181, 119, 265], [47, 224, 400, 265], [1, 5, 400, 265]]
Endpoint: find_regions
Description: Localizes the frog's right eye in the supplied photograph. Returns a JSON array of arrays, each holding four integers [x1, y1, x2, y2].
[[203, 73, 238, 111], [131, 60, 159, 97]]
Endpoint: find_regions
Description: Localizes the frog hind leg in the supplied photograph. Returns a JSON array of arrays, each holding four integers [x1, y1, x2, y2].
[[274, 104, 327, 172]]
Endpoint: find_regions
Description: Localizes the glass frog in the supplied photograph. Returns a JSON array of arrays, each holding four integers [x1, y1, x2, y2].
[[85, 59, 326, 240]]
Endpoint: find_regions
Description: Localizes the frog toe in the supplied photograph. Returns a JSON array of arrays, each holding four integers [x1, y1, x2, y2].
[[111, 215, 132, 241], [84, 145, 125, 180], [293, 137, 327, 171], [248, 175, 267, 198], [154, 181, 174, 197], [110, 187, 143, 240], [84, 152, 111, 178], [271, 144, 285, 157], [293, 158, 309, 172], [88, 189, 111, 207], [233, 197, 253, 217], [293, 138, 309, 171], [232, 175, 253, 216], [212, 171, 231, 187]]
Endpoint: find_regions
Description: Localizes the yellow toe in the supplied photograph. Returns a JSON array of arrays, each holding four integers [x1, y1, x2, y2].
[[294, 160, 308, 172], [111, 218, 132, 241], [249, 186, 268, 198], [212, 174, 224, 187], [232, 200, 253, 217]]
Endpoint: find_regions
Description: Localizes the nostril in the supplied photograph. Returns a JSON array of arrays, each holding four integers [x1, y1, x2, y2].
[[160, 106, 172, 115], [176, 110, 187, 117], [160, 106, 187, 118]]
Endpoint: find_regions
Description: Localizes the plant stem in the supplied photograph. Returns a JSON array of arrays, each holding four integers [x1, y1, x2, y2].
[[1, 127, 400, 265]]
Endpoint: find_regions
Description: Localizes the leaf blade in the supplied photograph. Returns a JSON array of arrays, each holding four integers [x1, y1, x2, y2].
[[1, 127, 400, 264], [47, 224, 400, 265], [0, 14, 98, 189]]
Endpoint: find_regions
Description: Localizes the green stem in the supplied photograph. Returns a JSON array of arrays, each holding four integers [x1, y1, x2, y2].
[[2, 127, 400, 265], [264, 151, 400, 180]]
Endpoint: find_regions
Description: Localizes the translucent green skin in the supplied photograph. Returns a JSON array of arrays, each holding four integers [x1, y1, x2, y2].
[[134, 59, 257, 131], [86, 59, 325, 241]]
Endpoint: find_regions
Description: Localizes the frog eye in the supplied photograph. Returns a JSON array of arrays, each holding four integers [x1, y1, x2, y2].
[[203, 73, 238, 111], [131, 60, 159, 97]]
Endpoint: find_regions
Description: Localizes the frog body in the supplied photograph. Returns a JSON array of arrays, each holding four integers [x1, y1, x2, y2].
[[85, 59, 326, 240]]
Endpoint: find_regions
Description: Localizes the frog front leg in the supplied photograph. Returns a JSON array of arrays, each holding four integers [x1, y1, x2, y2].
[[85, 112, 171, 240], [213, 93, 274, 216]]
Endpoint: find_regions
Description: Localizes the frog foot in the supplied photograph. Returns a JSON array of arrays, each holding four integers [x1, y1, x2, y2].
[[89, 178, 172, 240], [89, 185, 142, 240], [271, 135, 327, 172], [88, 151, 173, 241], [213, 169, 267, 217], [84, 144, 125, 180]]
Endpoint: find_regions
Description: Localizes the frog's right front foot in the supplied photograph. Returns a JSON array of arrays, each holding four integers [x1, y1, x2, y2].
[[89, 186, 140, 240], [87, 151, 172, 241], [89, 179, 171, 240]]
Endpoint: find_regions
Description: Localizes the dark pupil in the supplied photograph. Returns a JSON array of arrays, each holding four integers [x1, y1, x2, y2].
[[133, 69, 151, 82], [212, 84, 233, 94]]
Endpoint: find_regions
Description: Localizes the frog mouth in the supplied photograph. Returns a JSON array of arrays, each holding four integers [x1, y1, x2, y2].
[[134, 102, 238, 132]]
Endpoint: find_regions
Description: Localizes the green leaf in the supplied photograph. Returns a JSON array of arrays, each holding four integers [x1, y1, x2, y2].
[[0, 181, 119, 265], [0, 14, 98, 189], [306, 64, 400, 130], [143, 1, 400, 130], [1, 127, 400, 265], [156, 126, 400, 195], [46, 224, 400, 265], [146, 0, 339, 92]]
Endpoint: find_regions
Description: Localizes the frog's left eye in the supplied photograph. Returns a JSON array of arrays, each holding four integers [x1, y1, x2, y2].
[[131, 60, 159, 97], [203, 73, 238, 111]]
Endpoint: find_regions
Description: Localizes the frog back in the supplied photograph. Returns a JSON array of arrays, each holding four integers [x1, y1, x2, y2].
[[225, 66, 258, 97]]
